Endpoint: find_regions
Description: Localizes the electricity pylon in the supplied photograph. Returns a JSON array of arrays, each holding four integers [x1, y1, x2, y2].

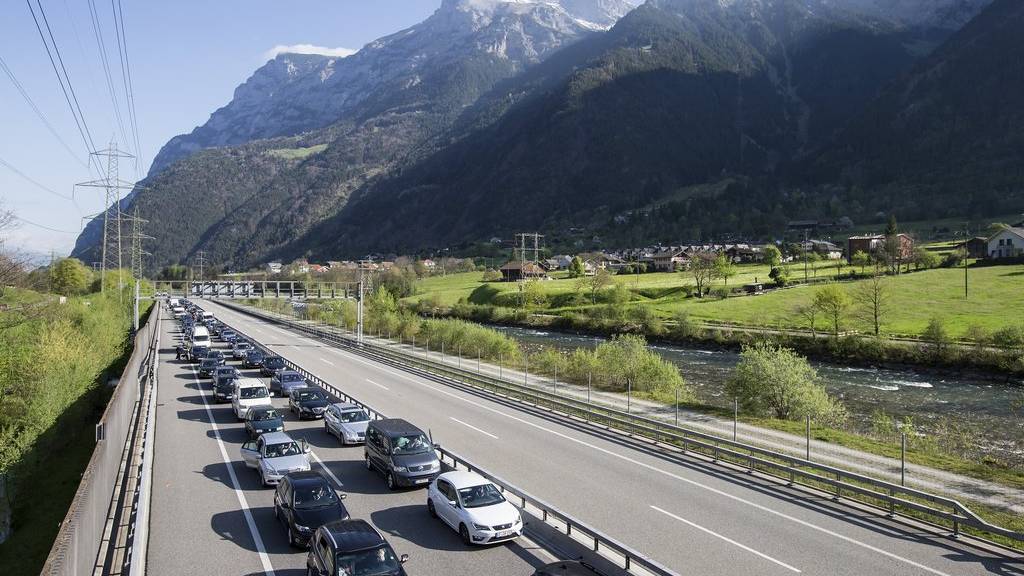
[[76, 142, 137, 293], [126, 206, 153, 281]]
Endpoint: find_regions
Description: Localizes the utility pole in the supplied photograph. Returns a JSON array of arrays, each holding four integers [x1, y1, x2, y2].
[[357, 260, 372, 345], [75, 141, 136, 295], [963, 222, 969, 300], [126, 206, 153, 282]]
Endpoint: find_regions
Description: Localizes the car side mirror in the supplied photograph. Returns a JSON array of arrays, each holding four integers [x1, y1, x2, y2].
[[302, 439, 311, 454], [400, 554, 409, 564], [432, 443, 441, 450], [339, 493, 347, 500], [448, 500, 458, 509], [280, 501, 290, 509]]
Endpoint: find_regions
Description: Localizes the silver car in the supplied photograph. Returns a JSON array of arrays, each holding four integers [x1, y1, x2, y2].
[[324, 403, 371, 445], [232, 341, 253, 360], [240, 431, 311, 486]]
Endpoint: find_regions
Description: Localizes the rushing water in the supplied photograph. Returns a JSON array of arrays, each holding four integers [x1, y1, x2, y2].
[[492, 325, 1024, 464]]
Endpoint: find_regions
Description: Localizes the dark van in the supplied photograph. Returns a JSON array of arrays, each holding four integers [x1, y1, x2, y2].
[[364, 419, 440, 490]]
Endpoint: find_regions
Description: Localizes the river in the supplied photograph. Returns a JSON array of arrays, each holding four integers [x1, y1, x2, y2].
[[492, 325, 1024, 465]]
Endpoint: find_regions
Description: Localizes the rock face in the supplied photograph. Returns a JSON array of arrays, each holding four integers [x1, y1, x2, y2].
[[147, 0, 637, 174]]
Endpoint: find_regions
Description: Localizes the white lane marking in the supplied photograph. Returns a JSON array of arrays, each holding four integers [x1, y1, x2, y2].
[[188, 363, 276, 576], [650, 505, 801, 573], [319, 357, 335, 367], [365, 378, 389, 391], [450, 417, 499, 440], [308, 450, 345, 487], [322, 346, 955, 576]]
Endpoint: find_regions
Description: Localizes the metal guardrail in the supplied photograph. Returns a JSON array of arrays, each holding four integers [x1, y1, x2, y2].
[[216, 313, 677, 576], [41, 306, 161, 576], [221, 301, 1024, 548]]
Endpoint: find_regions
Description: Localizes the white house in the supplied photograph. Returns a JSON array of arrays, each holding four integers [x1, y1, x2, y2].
[[987, 227, 1024, 259], [266, 262, 283, 274]]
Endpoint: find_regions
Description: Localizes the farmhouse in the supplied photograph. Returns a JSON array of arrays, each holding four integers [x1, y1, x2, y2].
[[846, 234, 914, 263], [499, 261, 547, 282], [987, 227, 1024, 259]]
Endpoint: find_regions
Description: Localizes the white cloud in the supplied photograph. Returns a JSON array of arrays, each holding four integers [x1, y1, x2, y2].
[[264, 44, 358, 60]]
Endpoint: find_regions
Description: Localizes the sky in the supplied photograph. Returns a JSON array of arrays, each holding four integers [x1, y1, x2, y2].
[[0, 0, 441, 260]]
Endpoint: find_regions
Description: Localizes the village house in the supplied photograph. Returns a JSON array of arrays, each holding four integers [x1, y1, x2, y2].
[[846, 234, 914, 263], [955, 237, 988, 259], [987, 227, 1024, 260], [499, 261, 547, 282], [802, 240, 843, 260], [650, 248, 690, 272], [266, 262, 283, 275]]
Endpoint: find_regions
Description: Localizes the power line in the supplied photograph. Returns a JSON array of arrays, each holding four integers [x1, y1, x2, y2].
[[112, 0, 142, 174], [25, 0, 98, 159], [0, 54, 88, 168], [86, 0, 131, 152], [0, 154, 74, 200], [10, 214, 78, 234]]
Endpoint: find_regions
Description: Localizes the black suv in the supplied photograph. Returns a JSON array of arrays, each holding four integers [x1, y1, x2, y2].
[[243, 349, 266, 369], [289, 387, 330, 420], [364, 419, 440, 490], [261, 356, 286, 377], [307, 520, 407, 576], [274, 471, 349, 548]]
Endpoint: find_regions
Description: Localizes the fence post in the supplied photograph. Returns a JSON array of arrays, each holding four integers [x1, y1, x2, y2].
[[441, 341, 444, 361], [674, 388, 679, 427], [524, 354, 528, 386], [733, 398, 738, 441], [499, 353, 502, 380], [458, 345, 461, 369], [805, 415, 811, 461], [901, 432, 906, 487], [587, 373, 592, 422], [477, 350, 481, 373]]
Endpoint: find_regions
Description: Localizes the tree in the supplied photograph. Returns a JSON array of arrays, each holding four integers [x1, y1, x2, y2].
[[853, 273, 890, 336], [921, 316, 952, 359], [50, 258, 91, 296], [725, 342, 847, 425], [687, 251, 717, 297], [794, 302, 819, 337], [850, 250, 870, 274], [813, 284, 851, 336], [520, 279, 547, 310], [912, 247, 939, 270], [714, 254, 737, 287], [593, 334, 690, 398], [763, 245, 782, 268], [588, 268, 612, 304], [482, 268, 502, 282], [568, 256, 586, 278]]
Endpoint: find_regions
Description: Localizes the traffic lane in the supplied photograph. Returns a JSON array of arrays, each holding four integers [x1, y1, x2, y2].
[[208, 302, 1019, 576], [149, 316, 270, 576], [211, 348, 552, 576]]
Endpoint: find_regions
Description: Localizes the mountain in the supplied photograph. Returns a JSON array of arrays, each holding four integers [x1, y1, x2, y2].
[[74, 0, 637, 266], [299, 0, 952, 255], [148, 0, 638, 174], [807, 0, 1024, 221]]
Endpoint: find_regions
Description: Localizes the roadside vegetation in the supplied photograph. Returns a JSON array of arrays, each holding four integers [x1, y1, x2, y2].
[[0, 260, 149, 574]]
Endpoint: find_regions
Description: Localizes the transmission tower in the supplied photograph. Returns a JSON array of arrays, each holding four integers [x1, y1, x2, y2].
[[75, 142, 137, 293], [514, 233, 544, 263], [193, 251, 207, 282], [126, 206, 153, 281]]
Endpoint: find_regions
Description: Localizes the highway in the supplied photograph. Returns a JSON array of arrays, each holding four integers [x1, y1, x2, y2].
[[146, 310, 570, 576], [195, 299, 1024, 576]]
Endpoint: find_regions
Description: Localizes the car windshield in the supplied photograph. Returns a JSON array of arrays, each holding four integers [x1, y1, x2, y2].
[[217, 368, 234, 375], [240, 387, 268, 399], [264, 441, 301, 458], [336, 546, 401, 576], [282, 373, 303, 383], [458, 483, 506, 509], [391, 434, 430, 455], [248, 351, 262, 358], [266, 358, 284, 367], [236, 343, 250, 350], [293, 482, 339, 510], [201, 360, 217, 367], [339, 410, 369, 423], [297, 390, 324, 402], [251, 409, 279, 421]]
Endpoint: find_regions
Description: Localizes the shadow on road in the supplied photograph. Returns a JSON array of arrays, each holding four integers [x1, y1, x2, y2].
[[371, 504, 467, 553]]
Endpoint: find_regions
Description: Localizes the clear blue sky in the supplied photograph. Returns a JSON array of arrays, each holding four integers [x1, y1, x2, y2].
[[0, 0, 441, 258]]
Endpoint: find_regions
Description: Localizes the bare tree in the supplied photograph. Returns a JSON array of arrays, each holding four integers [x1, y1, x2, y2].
[[0, 205, 28, 288], [687, 251, 718, 297], [853, 273, 891, 336], [794, 302, 819, 337]]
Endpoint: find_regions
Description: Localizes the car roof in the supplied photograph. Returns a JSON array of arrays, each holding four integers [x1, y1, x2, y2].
[[235, 377, 265, 388], [260, 431, 294, 444], [249, 405, 278, 416], [369, 418, 424, 437], [322, 519, 384, 552], [277, 369, 301, 376], [332, 402, 364, 411], [439, 470, 490, 490], [286, 470, 329, 486]]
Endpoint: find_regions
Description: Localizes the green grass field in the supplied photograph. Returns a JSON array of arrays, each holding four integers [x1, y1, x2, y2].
[[409, 262, 1024, 338]]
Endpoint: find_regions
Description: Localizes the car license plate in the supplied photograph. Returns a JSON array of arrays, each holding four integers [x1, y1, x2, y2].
[[414, 478, 429, 484], [496, 530, 515, 538]]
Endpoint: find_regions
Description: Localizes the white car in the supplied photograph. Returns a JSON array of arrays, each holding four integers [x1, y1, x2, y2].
[[324, 403, 370, 444], [427, 471, 523, 545], [240, 431, 311, 486], [232, 378, 272, 420]]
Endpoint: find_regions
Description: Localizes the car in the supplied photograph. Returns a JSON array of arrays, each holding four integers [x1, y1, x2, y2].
[[198, 358, 220, 378], [274, 471, 350, 548], [306, 520, 408, 576], [213, 367, 240, 402], [232, 378, 272, 420], [532, 562, 607, 576], [191, 326, 211, 349], [188, 345, 209, 363], [207, 350, 226, 364], [240, 431, 311, 486], [364, 419, 441, 490], [270, 370, 307, 397], [324, 403, 370, 445], [245, 406, 285, 439], [427, 471, 523, 545], [261, 356, 286, 377], [232, 341, 253, 360], [289, 387, 330, 420], [243, 349, 265, 369], [220, 329, 237, 343]]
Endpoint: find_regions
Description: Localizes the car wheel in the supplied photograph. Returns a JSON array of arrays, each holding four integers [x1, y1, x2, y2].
[[427, 499, 437, 518], [459, 524, 472, 546], [324, 422, 332, 438], [365, 454, 373, 471], [273, 502, 279, 520], [287, 526, 297, 548], [386, 473, 396, 491], [261, 470, 268, 487]]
